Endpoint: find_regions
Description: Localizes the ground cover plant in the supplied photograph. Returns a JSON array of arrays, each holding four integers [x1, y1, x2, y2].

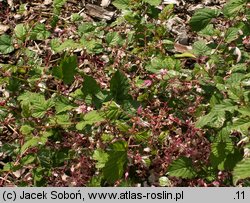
[[0, 0, 250, 186]]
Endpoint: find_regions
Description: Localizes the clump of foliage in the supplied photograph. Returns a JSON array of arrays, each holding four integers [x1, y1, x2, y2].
[[0, 0, 250, 186]]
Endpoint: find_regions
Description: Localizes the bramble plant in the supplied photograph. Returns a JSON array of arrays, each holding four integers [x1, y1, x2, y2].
[[0, 0, 250, 186]]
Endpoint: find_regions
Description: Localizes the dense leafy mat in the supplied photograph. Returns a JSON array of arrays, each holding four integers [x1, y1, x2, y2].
[[0, 0, 250, 186]]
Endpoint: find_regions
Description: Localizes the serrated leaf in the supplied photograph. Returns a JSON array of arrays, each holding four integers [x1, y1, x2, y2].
[[82, 75, 101, 96], [14, 24, 27, 41], [106, 32, 122, 46], [53, 55, 77, 84], [20, 137, 40, 154], [51, 39, 78, 53], [78, 22, 96, 34], [237, 106, 250, 116], [225, 27, 239, 43], [30, 23, 50, 40], [198, 24, 215, 36], [190, 8, 220, 32], [196, 110, 225, 128], [196, 100, 237, 129], [212, 101, 238, 113], [81, 38, 103, 54], [54, 96, 75, 114], [112, 0, 130, 10], [110, 70, 131, 102], [61, 55, 77, 85], [192, 41, 212, 56], [32, 99, 54, 118], [101, 101, 123, 120], [233, 158, 250, 185], [0, 34, 14, 54], [21, 154, 36, 165], [168, 157, 197, 179], [115, 120, 130, 132], [210, 141, 234, 169], [76, 110, 105, 130], [225, 73, 245, 86], [18, 91, 54, 118], [20, 125, 34, 135], [53, 0, 67, 10], [146, 56, 180, 73], [231, 117, 250, 136], [134, 131, 150, 142], [93, 149, 109, 169], [223, 0, 247, 17], [50, 114, 71, 127], [103, 141, 128, 183], [143, 0, 161, 6]]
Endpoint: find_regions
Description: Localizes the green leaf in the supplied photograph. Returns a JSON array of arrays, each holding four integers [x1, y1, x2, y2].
[[93, 149, 109, 169], [196, 101, 237, 128], [103, 141, 128, 183], [225, 73, 245, 86], [143, 0, 161, 6], [198, 24, 215, 36], [101, 101, 123, 120], [192, 41, 212, 56], [168, 157, 197, 179], [2, 162, 14, 172], [61, 55, 77, 85], [196, 110, 225, 128], [237, 106, 250, 117], [225, 27, 239, 43], [37, 148, 53, 168], [134, 131, 150, 142], [54, 96, 75, 114], [20, 137, 40, 154], [81, 38, 103, 54], [190, 8, 220, 32], [76, 110, 105, 130], [53, 0, 67, 10], [231, 117, 250, 136], [20, 125, 34, 135], [210, 141, 234, 170], [223, 0, 247, 17], [78, 22, 96, 34], [18, 91, 54, 118], [32, 99, 54, 118], [115, 120, 130, 132], [145, 56, 180, 73], [21, 154, 36, 165], [71, 13, 83, 22], [110, 70, 131, 102], [21, 132, 51, 154], [0, 34, 14, 54], [82, 75, 101, 96], [52, 149, 71, 167], [14, 24, 27, 41], [50, 114, 71, 127], [81, 75, 107, 108], [112, 0, 130, 10], [106, 32, 122, 46], [30, 23, 50, 40], [51, 39, 78, 53], [53, 55, 77, 85], [233, 158, 250, 185], [32, 167, 48, 186]]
